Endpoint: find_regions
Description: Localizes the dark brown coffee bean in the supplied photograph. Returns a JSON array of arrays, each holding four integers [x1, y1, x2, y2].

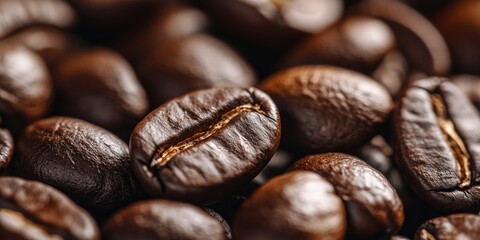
[[139, 34, 257, 107], [0, 127, 13, 171], [291, 153, 404, 239], [0, 0, 75, 38], [17, 117, 139, 214], [451, 75, 480, 111], [0, 176, 99, 240], [414, 214, 480, 240], [202, 0, 343, 49], [259, 65, 393, 152], [233, 171, 347, 240], [130, 87, 280, 204], [280, 16, 395, 74], [353, 0, 451, 75], [204, 208, 233, 240], [102, 200, 226, 240], [55, 48, 148, 137], [3, 27, 79, 67], [372, 51, 409, 97], [0, 43, 52, 133], [394, 77, 480, 212]]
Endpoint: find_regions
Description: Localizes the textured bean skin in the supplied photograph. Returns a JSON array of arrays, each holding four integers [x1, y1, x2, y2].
[[0, 177, 99, 240], [102, 200, 226, 240], [139, 34, 256, 106], [394, 77, 480, 212], [233, 171, 347, 240], [130, 87, 280, 204], [0, 43, 52, 132], [0, 0, 75, 38], [415, 214, 480, 240], [259, 65, 392, 152], [17, 117, 139, 214], [291, 153, 404, 239], [55, 48, 148, 136], [452, 75, 480, 111], [0, 128, 13, 171]]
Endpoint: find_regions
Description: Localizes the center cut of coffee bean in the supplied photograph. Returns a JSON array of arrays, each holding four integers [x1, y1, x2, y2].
[[150, 103, 266, 168], [419, 229, 437, 240], [431, 94, 471, 189]]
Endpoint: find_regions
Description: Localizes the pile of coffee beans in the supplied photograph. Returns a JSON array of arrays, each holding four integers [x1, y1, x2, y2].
[[2, 0, 480, 239]]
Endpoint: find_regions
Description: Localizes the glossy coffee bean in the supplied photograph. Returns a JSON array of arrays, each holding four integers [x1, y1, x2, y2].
[[353, 0, 451, 75], [415, 214, 480, 240], [394, 77, 480, 212], [55, 48, 148, 137], [130, 87, 280, 204], [0, 127, 13, 172], [202, 0, 343, 49], [291, 153, 404, 239], [0, 177, 99, 240], [0, 43, 52, 132], [0, 0, 75, 38], [280, 16, 395, 74], [372, 51, 409, 97], [233, 171, 347, 240], [17, 117, 139, 214], [139, 34, 256, 107], [259, 65, 393, 152], [3, 27, 79, 67], [452, 75, 480, 111], [102, 200, 226, 240]]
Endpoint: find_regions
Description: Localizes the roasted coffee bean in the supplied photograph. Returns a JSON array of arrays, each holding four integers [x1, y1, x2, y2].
[[17, 117, 139, 214], [414, 214, 480, 240], [3, 27, 79, 67], [0, 0, 75, 39], [204, 208, 233, 240], [139, 34, 256, 107], [452, 75, 480, 111], [233, 171, 347, 240], [0, 127, 13, 172], [0, 43, 52, 133], [280, 16, 395, 74], [353, 0, 451, 75], [291, 153, 404, 239], [0, 177, 99, 240], [435, 1, 480, 75], [130, 87, 280, 204], [372, 51, 409, 97], [259, 65, 392, 152], [55, 48, 148, 137], [394, 77, 480, 212], [202, 0, 343, 49], [102, 200, 226, 240]]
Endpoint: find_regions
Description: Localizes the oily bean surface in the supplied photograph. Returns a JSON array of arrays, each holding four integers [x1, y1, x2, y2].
[[414, 214, 480, 240], [102, 200, 226, 240], [291, 153, 404, 239], [259, 65, 392, 152], [17, 117, 139, 214], [233, 171, 347, 240], [0, 128, 13, 171], [130, 87, 280, 204], [0, 177, 99, 240], [394, 77, 480, 212]]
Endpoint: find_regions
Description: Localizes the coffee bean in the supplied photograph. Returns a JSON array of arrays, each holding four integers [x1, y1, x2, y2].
[[372, 51, 409, 98], [291, 153, 404, 239], [451, 75, 480, 112], [130, 87, 280, 204], [393, 77, 480, 212], [204, 208, 233, 240], [353, 0, 451, 75], [0, 43, 52, 133], [0, 127, 13, 172], [55, 48, 148, 138], [138, 34, 257, 107], [280, 16, 395, 74], [259, 65, 393, 152], [202, 0, 343, 49], [233, 171, 347, 240], [102, 200, 226, 240], [16, 117, 139, 214], [0, 0, 75, 39], [415, 214, 480, 240], [0, 176, 99, 240]]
